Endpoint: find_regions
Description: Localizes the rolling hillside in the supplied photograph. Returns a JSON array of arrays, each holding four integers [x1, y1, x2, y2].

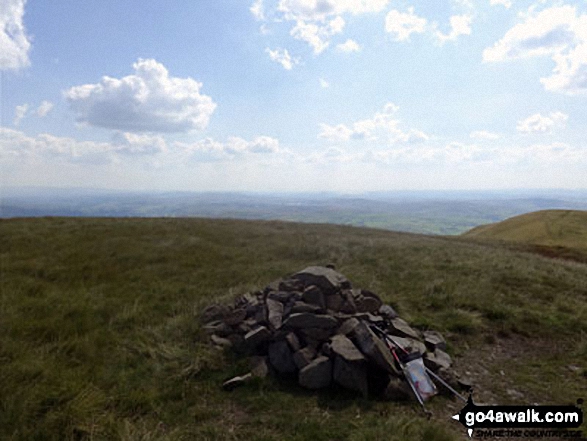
[[463, 210, 587, 249], [1, 217, 586, 440]]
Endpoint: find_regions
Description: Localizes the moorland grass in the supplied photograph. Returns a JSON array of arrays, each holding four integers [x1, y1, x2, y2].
[[0, 217, 586, 440]]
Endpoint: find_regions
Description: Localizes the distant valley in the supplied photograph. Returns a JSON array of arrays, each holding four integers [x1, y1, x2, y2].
[[2, 188, 587, 235]]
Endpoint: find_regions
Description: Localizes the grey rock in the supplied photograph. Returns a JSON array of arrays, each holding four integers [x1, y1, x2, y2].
[[356, 296, 382, 314], [244, 326, 272, 348], [292, 266, 351, 294], [330, 334, 365, 362], [293, 346, 317, 369], [333, 355, 368, 398], [279, 278, 305, 292], [388, 317, 420, 340], [283, 313, 338, 329], [337, 317, 360, 336], [339, 290, 357, 314], [291, 301, 322, 314], [325, 292, 344, 312], [423, 349, 452, 372], [423, 331, 447, 352], [224, 308, 247, 326], [253, 305, 268, 325], [222, 373, 253, 391], [203, 320, 232, 337], [302, 285, 326, 310], [299, 327, 335, 341], [268, 291, 295, 303], [266, 298, 284, 330], [299, 356, 332, 389], [379, 304, 398, 320], [268, 340, 297, 374], [285, 332, 301, 352], [211, 334, 232, 348], [384, 376, 412, 401], [200, 304, 230, 324], [250, 356, 269, 378], [391, 336, 427, 355], [352, 321, 399, 375]]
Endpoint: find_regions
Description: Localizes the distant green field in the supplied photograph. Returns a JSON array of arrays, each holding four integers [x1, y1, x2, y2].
[[1, 218, 586, 440], [464, 210, 587, 249]]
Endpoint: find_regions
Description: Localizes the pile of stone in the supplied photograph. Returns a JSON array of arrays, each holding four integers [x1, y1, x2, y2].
[[201, 266, 465, 399]]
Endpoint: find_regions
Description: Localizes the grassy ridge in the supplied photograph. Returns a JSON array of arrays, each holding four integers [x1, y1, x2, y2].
[[464, 210, 587, 249], [1, 217, 586, 440]]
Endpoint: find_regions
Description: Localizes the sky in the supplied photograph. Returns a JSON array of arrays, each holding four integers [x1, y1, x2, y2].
[[1, 0, 586, 192]]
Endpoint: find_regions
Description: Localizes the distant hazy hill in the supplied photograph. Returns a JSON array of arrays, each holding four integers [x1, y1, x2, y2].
[[463, 209, 587, 249]]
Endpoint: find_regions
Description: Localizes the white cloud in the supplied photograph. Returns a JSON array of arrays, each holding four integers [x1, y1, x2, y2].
[[336, 39, 361, 52], [318, 102, 429, 144], [319, 78, 330, 88], [176, 136, 281, 159], [435, 14, 472, 44], [470, 130, 501, 140], [516, 111, 568, 134], [490, 0, 511, 9], [257, 0, 387, 55], [318, 123, 354, 141], [64, 58, 217, 133], [290, 16, 345, 54], [277, 0, 389, 21], [265, 47, 299, 69], [483, 5, 587, 95], [36, 101, 54, 117], [13, 103, 28, 125], [385, 8, 427, 42], [111, 132, 167, 155], [250, 0, 265, 20], [0, 127, 115, 163], [0, 0, 31, 70]]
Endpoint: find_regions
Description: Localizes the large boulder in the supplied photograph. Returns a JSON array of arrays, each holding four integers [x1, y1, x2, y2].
[[268, 340, 297, 374], [283, 313, 338, 329], [293, 346, 317, 369], [302, 285, 326, 310], [330, 334, 365, 362], [244, 326, 272, 349], [299, 356, 332, 389], [333, 356, 368, 397], [292, 266, 350, 294], [352, 321, 399, 375]]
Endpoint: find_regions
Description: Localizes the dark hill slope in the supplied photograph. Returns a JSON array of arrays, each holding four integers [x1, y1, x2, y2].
[[1, 217, 586, 439]]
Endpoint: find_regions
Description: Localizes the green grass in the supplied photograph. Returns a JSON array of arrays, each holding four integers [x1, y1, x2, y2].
[[463, 209, 587, 249], [1, 217, 586, 440]]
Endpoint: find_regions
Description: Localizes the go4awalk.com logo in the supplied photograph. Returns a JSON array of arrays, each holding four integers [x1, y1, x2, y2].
[[452, 395, 584, 438]]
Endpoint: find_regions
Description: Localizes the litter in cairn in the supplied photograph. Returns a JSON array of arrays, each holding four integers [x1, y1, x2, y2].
[[200, 265, 471, 405]]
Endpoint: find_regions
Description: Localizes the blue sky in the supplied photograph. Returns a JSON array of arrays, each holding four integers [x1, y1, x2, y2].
[[1, 0, 586, 192]]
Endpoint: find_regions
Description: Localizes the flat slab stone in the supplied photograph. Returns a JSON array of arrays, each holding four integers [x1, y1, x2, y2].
[[299, 356, 332, 389], [244, 326, 272, 348], [423, 331, 447, 352], [388, 318, 420, 340], [292, 266, 350, 294], [424, 349, 452, 372], [330, 334, 365, 362], [283, 313, 338, 329], [302, 285, 326, 310], [352, 321, 399, 375]]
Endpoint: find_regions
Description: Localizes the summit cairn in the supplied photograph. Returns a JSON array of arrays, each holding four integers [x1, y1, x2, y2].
[[200, 266, 464, 399]]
